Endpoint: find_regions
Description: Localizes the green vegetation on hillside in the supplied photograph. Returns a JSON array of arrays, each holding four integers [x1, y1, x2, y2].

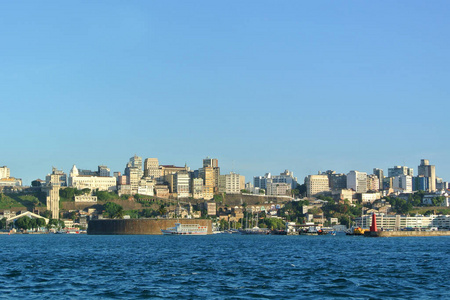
[[103, 202, 124, 219], [0, 193, 46, 210]]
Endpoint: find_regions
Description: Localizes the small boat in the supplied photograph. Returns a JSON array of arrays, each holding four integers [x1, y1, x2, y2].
[[161, 223, 208, 235], [238, 227, 270, 235]]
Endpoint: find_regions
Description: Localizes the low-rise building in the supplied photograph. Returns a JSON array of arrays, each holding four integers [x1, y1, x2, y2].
[[154, 185, 169, 199], [74, 195, 98, 203]]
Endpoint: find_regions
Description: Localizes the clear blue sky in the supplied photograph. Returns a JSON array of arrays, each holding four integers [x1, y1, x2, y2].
[[1, 1, 449, 185]]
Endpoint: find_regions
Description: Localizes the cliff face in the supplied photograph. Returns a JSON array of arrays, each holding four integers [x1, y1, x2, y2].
[[87, 219, 213, 235]]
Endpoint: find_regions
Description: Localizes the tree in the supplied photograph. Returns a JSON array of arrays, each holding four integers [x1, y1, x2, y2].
[[36, 218, 46, 228], [264, 218, 285, 230], [0, 217, 7, 229], [69, 211, 77, 221], [219, 218, 228, 230], [103, 202, 124, 219], [158, 205, 167, 216], [16, 216, 31, 230], [297, 184, 307, 197]]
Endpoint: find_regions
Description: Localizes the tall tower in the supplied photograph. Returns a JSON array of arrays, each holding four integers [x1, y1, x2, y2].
[[45, 173, 61, 219], [418, 159, 436, 192]]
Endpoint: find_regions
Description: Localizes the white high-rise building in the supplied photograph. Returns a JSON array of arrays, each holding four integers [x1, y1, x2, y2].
[[174, 172, 190, 198], [219, 172, 242, 194], [393, 175, 413, 193], [347, 171, 368, 193], [0, 166, 10, 179]]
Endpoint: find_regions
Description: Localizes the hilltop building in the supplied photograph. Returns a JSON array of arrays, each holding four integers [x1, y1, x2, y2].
[[0, 166, 22, 189], [69, 165, 116, 192], [219, 172, 244, 194]]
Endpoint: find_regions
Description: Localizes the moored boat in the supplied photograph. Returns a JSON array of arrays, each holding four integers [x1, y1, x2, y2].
[[161, 223, 208, 235]]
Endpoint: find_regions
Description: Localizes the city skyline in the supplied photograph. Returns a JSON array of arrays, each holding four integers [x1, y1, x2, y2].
[[2, 2, 449, 185], [1, 155, 447, 188]]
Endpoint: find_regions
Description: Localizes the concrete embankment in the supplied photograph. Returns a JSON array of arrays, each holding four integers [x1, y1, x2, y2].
[[87, 219, 212, 235], [365, 231, 450, 237]]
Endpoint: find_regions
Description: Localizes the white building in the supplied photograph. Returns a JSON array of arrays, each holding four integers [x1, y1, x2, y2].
[[266, 181, 291, 196], [347, 171, 367, 193], [174, 172, 190, 198], [0, 166, 10, 179], [191, 178, 204, 199], [393, 175, 413, 193], [357, 214, 450, 230], [219, 172, 242, 194], [361, 192, 381, 204], [272, 170, 298, 189], [75, 195, 98, 203], [69, 165, 117, 192]]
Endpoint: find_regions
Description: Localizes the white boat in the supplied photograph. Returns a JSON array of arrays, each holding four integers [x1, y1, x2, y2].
[[161, 223, 208, 235]]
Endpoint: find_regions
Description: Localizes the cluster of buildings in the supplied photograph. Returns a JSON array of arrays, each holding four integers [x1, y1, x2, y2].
[[249, 170, 298, 196], [23, 156, 247, 220], [0, 166, 22, 191], [303, 159, 449, 204], [1, 157, 449, 224]]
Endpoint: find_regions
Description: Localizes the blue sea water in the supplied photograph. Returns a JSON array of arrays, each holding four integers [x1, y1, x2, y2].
[[0, 234, 449, 299]]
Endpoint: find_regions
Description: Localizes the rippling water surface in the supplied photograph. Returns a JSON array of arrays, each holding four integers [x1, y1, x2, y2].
[[0, 234, 449, 299]]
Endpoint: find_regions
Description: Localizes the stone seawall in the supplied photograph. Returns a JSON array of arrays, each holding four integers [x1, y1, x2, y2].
[[87, 219, 213, 235], [365, 231, 450, 237]]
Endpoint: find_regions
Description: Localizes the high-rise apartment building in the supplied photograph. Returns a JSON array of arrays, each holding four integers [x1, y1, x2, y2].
[[305, 175, 330, 197], [174, 171, 190, 198], [191, 178, 204, 199], [272, 170, 298, 189], [98, 165, 110, 177], [366, 174, 380, 191], [254, 173, 271, 191], [0, 166, 10, 179], [418, 159, 436, 192], [202, 157, 220, 193], [347, 171, 368, 193], [202, 167, 215, 200], [219, 172, 241, 194], [129, 155, 143, 178], [373, 168, 384, 190], [392, 175, 413, 193]]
